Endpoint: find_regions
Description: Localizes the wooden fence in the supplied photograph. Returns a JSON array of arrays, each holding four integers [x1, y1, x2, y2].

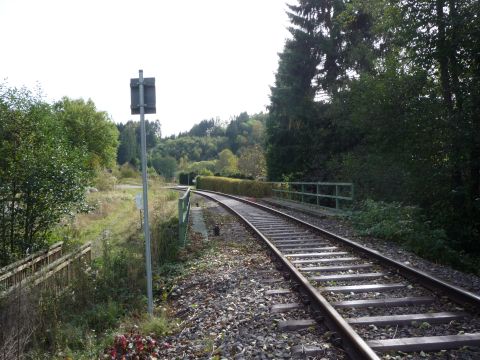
[[0, 242, 63, 292], [0, 242, 91, 298]]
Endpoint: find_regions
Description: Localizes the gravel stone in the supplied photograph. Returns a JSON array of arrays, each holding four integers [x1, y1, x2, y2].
[[155, 195, 345, 359]]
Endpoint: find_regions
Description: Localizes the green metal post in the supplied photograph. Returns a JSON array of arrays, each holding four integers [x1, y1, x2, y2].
[[301, 184, 305, 203], [317, 183, 320, 206], [178, 198, 182, 245]]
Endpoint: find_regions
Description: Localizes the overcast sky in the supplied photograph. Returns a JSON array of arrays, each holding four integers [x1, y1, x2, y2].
[[0, 0, 291, 136]]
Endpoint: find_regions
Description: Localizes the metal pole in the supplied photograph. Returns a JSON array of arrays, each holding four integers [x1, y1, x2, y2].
[[139, 69, 154, 316]]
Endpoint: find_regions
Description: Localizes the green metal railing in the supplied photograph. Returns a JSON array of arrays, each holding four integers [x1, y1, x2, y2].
[[271, 182, 354, 211], [178, 187, 191, 245]]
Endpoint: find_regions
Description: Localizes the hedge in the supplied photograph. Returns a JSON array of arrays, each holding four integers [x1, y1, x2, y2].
[[196, 176, 272, 198]]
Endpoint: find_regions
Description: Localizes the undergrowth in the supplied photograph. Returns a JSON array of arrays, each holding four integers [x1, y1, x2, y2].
[[351, 199, 479, 274]]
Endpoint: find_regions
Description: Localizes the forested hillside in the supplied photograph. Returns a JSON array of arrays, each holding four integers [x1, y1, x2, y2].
[[266, 1, 480, 266], [116, 112, 268, 180]]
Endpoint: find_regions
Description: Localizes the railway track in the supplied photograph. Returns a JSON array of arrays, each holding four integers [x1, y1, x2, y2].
[[193, 189, 480, 359]]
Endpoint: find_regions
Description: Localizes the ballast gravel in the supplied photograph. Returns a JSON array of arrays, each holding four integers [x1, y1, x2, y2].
[[155, 196, 345, 359], [257, 199, 480, 296]]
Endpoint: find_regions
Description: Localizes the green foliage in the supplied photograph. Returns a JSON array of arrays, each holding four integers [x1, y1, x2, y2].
[[92, 170, 118, 191], [156, 135, 228, 163], [118, 163, 138, 179], [238, 145, 267, 179], [196, 176, 272, 198], [352, 200, 477, 272], [188, 118, 224, 137], [352, 200, 421, 242], [116, 120, 161, 166], [54, 97, 119, 171], [215, 149, 238, 176], [265, 0, 480, 268], [151, 155, 177, 180], [187, 160, 216, 174], [139, 314, 172, 337], [0, 85, 89, 266], [31, 237, 146, 356], [152, 216, 180, 265]]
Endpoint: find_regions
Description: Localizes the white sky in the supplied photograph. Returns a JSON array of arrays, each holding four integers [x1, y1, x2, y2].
[[0, 0, 291, 136]]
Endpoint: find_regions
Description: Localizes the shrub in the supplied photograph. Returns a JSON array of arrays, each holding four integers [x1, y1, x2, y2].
[[351, 199, 477, 272], [119, 163, 138, 179], [151, 216, 180, 265], [196, 176, 272, 198], [92, 170, 117, 191], [139, 314, 172, 337]]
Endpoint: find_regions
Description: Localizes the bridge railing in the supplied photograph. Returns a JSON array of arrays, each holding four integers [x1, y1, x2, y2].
[[178, 187, 191, 245], [270, 181, 354, 211]]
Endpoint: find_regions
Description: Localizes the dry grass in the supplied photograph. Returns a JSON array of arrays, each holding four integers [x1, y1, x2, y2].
[[53, 180, 179, 257]]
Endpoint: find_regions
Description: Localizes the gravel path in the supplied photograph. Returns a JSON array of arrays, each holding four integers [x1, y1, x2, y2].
[[156, 195, 345, 359]]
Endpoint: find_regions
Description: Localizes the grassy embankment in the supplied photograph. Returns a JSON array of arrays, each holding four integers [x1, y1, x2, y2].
[[25, 175, 182, 359]]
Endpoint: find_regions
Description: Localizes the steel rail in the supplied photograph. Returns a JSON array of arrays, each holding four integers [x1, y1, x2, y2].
[[194, 189, 380, 360], [196, 189, 480, 309]]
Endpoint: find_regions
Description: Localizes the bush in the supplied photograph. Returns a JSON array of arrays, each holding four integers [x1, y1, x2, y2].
[[139, 314, 172, 337], [351, 199, 478, 272], [151, 216, 180, 265], [119, 163, 138, 179], [196, 176, 272, 198], [92, 170, 117, 191]]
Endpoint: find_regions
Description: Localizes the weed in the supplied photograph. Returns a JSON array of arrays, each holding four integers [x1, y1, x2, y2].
[[351, 199, 479, 273], [139, 314, 172, 337]]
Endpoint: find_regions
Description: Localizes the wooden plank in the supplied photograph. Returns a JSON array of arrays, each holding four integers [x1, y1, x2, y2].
[[297, 258, 360, 268], [278, 319, 317, 331], [291, 255, 351, 264], [323, 283, 405, 293], [266, 289, 291, 295], [333, 296, 436, 308], [301, 264, 372, 273], [287, 252, 348, 258], [0, 242, 63, 283], [347, 312, 466, 326], [311, 272, 384, 282], [271, 303, 300, 313], [367, 333, 480, 352], [1, 243, 91, 298], [0, 242, 63, 275]]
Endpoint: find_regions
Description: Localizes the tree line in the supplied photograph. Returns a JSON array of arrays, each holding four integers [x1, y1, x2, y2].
[[115, 112, 268, 180], [266, 1, 479, 258], [0, 85, 119, 266]]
